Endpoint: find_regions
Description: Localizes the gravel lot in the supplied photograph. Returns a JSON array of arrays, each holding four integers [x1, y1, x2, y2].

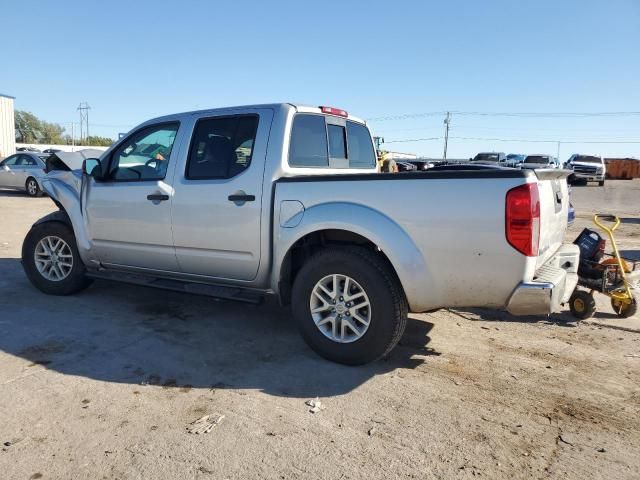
[[0, 180, 639, 480]]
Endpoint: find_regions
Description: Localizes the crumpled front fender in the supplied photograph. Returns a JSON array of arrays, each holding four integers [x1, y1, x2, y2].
[[40, 171, 94, 265]]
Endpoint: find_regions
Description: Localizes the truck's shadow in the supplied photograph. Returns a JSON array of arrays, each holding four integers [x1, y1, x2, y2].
[[0, 258, 435, 398]]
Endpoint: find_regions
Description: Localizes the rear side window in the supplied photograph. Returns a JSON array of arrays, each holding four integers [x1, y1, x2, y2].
[[186, 115, 259, 179], [288, 114, 375, 169], [289, 115, 328, 167]]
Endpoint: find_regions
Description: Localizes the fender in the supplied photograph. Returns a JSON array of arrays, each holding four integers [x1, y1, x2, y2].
[[273, 201, 437, 312], [40, 172, 96, 267]]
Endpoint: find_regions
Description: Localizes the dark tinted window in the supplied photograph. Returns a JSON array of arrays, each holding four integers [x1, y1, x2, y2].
[[289, 114, 328, 167], [1, 155, 19, 166], [474, 153, 499, 161], [346, 121, 375, 168], [524, 156, 550, 164], [186, 115, 258, 179], [574, 155, 602, 164], [328, 125, 346, 159]]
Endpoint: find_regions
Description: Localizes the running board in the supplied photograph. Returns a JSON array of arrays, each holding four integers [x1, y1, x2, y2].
[[87, 271, 264, 305]]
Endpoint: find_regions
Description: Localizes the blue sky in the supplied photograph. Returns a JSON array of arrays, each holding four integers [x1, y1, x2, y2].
[[3, 0, 639, 159]]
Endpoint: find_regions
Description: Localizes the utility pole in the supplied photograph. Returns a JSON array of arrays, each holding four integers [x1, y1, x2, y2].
[[443, 112, 451, 160], [556, 141, 561, 164], [77, 102, 91, 143]]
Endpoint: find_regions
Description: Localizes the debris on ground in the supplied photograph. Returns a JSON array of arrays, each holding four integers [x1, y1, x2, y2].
[[305, 397, 325, 413], [187, 414, 225, 434]]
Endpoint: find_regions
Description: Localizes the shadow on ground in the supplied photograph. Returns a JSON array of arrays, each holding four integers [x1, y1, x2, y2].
[[0, 258, 436, 398]]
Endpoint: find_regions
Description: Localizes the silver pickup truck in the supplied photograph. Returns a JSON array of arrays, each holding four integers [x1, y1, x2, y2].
[[21, 103, 580, 364]]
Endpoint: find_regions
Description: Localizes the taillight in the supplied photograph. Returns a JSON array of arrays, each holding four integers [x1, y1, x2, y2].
[[319, 106, 348, 117], [506, 183, 540, 257]]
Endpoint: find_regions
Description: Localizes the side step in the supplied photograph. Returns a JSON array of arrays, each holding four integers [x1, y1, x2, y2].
[[87, 270, 264, 305]]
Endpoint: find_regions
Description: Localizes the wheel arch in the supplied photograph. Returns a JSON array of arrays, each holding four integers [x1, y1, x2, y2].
[[273, 202, 434, 312]]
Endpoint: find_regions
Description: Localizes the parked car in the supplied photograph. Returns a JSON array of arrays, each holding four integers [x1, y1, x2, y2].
[[0, 152, 48, 196], [22, 103, 579, 365], [505, 154, 526, 168], [471, 152, 507, 164], [16, 146, 42, 153], [565, 154, 606, 186], [520, 155, 560, 170], [42, 148, 62, 155]]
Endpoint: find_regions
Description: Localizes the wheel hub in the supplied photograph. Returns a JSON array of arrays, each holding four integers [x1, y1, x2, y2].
[[309, 274, 371, 344], [34, 235, 73, 282]]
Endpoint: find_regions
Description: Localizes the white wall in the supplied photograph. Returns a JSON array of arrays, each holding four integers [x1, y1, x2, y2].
[[0, 96, 16, 158], [15, 143, 109, 153]]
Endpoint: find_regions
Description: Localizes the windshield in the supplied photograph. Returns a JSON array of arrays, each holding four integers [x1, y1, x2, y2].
[[572, 155, 602, 164], [524, 155, 550, 164], [473, 153, 499, 161]]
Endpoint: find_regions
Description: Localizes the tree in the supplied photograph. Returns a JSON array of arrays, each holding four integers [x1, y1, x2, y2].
[[84, 136, 114, 147], [14, 110, 42, 143]]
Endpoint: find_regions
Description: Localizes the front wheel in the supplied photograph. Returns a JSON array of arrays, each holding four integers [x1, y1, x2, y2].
[[22, 221, 93, 295], [598, 181, 605, 187], [291, 248, 408, 365]]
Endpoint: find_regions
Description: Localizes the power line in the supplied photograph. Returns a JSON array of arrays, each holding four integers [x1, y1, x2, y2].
[[384, 136, 640, 144], [368, 110, 640, 122]]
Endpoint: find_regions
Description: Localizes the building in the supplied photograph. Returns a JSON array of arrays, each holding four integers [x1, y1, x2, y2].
[[0, 93, 16, 159]]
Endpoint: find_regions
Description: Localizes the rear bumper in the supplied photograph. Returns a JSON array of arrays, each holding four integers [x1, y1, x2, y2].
[[506, 244, 580, 315]]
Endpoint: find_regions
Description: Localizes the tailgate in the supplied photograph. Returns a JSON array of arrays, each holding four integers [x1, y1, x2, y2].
[[535, 169, 571, 268]]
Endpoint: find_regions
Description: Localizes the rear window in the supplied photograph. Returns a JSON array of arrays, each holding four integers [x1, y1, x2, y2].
[[474, 153, 499, 161], [288, 114, 375, 169], [524, 156, 550, 164]]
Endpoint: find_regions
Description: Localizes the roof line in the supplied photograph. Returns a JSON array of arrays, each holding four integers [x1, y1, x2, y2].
[[0, 93, 16, 99]]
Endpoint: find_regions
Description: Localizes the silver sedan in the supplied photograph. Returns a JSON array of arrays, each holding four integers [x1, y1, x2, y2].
[[0, 152, 49, 196]]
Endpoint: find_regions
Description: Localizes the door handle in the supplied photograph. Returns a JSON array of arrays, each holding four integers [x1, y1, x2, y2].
[[228, 194, 255, 202], [147, 194, 169, 201]]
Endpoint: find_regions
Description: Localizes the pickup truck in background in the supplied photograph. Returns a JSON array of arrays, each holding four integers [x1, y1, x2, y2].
[[520, 155, 561, 170], [565, 154, 606, 186], [21, 103, 580, 365]]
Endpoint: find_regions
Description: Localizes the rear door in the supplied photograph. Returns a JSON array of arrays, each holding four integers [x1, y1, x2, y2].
[[170, 108, 273, 281]]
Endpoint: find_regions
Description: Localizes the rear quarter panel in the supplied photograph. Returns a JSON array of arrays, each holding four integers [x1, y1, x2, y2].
[[274, 174, 533, 312]]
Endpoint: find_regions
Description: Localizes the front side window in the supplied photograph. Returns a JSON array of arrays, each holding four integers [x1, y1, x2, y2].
[[109, 123, 179, 181], [186, 115, 259, 180]]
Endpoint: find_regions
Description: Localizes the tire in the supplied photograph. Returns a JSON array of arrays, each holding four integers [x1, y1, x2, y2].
[[25, 177, 42, 197], [611, 296, 637, 318], [22, 221, 93, 295], [598, 181, 605, 187], [569, 290, 596, 320], [291, 247, 408, 365]]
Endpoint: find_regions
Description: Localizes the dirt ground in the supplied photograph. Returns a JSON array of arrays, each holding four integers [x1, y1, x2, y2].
[[0, 180, 639, 480]]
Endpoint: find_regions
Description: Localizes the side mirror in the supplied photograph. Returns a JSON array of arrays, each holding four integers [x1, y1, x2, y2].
[[82, 158, 103, 179]]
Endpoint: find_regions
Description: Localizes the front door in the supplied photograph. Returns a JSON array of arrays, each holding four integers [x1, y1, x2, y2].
[[84, 122, 183, 272], [171, 109, 272, 281]]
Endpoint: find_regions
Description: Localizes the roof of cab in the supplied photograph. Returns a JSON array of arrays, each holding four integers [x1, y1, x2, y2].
[[141, 103, 366, 128]]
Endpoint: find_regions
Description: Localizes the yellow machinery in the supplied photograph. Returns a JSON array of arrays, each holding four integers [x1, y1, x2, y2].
[[569, 214, 639, 319]]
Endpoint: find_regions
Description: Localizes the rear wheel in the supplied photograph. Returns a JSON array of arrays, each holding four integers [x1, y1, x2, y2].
[[22, 221, 93, 295], [611, 296, 637, 318], [291, 248, 407, 365], [25, 177, 42, 197], [569, 290, 596, 320]]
